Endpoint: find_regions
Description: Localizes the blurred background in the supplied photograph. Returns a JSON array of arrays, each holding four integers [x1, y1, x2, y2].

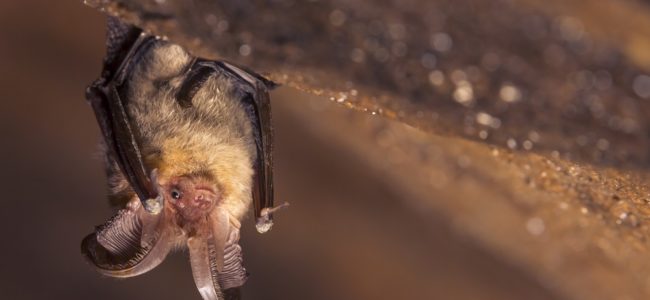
[[4, 1, 650, 300]]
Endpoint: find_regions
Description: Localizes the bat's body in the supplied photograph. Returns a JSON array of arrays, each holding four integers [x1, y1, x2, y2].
[[82, 19, 279, 300], [111, 41, 256, 221]]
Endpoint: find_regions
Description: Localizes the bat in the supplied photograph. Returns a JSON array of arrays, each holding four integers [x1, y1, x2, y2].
[[81, 17, 285, 300]]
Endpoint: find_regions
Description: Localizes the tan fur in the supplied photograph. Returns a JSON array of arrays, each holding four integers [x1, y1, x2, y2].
[[105, 41, 256, 221]]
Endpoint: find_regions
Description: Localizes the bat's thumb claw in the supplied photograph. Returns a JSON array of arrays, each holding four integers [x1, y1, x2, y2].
[[255, 202, 290, 234], [143, 197, 164, 214]]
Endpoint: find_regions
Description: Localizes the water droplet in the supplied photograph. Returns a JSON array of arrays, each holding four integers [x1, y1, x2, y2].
[[523, 140, 533, 150], [388, 23, 407, 40], [457, 156, 471, 168], [557, 16, 584, 42], [528, 131, 540, 143], [481, 52, 501, 71], [428, 70, 445, 86], [420, 53, 437, 69], [475, 112, 501, 128], [478, 130, 488, 140], [391, 42, 407, 57], [329, 10, 347, 26], [596, 138, 610, 151], [336, 93, 347, 103], [453, 80, 474, 106], [430, 32, 453, 52], [633, 74, 650, 99], [499, 83, 522, 103], [350, 48, 366, 63], [239, 44, 252, 56], [507, 138, 517, 149], [205, 14, 218, 26], [450, 70, 467, 84], [526, 217, 545, 235], [373, 47, 390, 62]]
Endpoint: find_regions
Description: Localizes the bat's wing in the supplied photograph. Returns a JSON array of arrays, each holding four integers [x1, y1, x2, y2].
[[219, 62, 277, 234], [175, 59, 277, 233], [86, 17, 160, 212]]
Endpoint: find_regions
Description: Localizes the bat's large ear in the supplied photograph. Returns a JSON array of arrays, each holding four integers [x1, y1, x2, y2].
[[186, 210, 247, 300], [81, 200, 173, 278]]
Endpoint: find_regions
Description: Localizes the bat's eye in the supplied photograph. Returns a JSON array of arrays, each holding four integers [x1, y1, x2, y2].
[[171, 189, 183, 200]]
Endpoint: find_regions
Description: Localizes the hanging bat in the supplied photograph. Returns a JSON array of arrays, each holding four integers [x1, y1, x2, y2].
[[81, 17, 285, 300]]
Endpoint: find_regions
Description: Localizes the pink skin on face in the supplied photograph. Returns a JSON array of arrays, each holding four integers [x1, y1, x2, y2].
[[164, 176, 219, 225]]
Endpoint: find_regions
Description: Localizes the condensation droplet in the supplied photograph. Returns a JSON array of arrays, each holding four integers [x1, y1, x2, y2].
[[388, 23, 407, 40], [557, 16, 584, 42], [457, 156, 471, 168], [205, 14, 218, 26], [428, 70, 445, 86], [430, 32, 453, 52], [335, 92, 348, 103], [481, 52, 501, 72], [526, 217, 545, 236], [350, 48, 366, 63], [551, 150, 560, 158], [523, 140, 533, 150], [391, 42, 407, 57], [633, 75, 650, 99], [507, 138, 517, 149], [453, 81, 474, 106], [475, 112, 501, 129], [450, 70, 467, 84], [499, 83, 522, 103], [420, 53, 437, 69], [239, 44, 252, 56], [329, 10, 347, 26], [596, 138, 610, 151]]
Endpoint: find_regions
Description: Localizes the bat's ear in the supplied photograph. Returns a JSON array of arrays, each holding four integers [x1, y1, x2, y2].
[[186, 210, 247, 299], [81, 201, 173, 278]]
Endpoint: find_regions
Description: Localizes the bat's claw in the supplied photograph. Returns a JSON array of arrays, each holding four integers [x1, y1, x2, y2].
[[255, 202, 289, 234], [144, 197, 163, 214], [143, 169, 164, 214]]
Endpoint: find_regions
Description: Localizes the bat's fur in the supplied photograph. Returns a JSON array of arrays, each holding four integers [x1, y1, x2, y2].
[[104, 41, 256, 222]]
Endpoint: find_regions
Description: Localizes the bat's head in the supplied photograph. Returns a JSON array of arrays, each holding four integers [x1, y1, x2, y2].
[[82, 169, 245, 297], [164, 175, 218, 224]]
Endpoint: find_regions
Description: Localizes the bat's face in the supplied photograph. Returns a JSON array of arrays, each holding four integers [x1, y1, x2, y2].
[[164, 175, 219, 224], [83, 169, 243, 299]]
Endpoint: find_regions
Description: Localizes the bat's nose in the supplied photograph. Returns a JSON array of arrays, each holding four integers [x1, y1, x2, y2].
[[192, 190, 216, 210]]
